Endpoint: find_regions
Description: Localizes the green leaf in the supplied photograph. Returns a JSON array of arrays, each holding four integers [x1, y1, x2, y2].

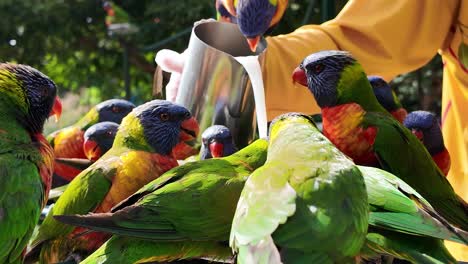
[[458, 42, 468, 69]]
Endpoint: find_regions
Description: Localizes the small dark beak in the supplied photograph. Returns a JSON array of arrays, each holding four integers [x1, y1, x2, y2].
[[83, 139, 101, 161], [209, 141, 224, 158], [50, 96, 62, 122], [246, 36, 261, 52], [292, 67, 308, 87], [180, 117, 200, 142]]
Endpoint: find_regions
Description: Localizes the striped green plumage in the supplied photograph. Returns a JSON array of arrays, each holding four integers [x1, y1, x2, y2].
[[230, 114, 369, 263]]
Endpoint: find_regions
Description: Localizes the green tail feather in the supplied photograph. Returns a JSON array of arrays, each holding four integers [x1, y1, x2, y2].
[[81, 236, 232, 264]]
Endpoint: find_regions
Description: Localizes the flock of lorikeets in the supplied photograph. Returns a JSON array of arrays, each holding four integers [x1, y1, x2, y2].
[[1, 0, 467, 263]]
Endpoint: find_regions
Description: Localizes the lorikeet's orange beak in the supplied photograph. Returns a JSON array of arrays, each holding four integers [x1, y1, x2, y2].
[[50, 96, 62, 122], [292, 67, 308, 87], [209, 141, 224, 158], [412, 129, 424, 141], [83, 139, 101, 161], [391, 108, 408, 124], [246, 36, 261, 52], [179, 117, 199, 142]]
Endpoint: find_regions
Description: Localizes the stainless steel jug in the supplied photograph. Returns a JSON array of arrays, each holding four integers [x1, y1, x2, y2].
[[176, 21, 267, 148]]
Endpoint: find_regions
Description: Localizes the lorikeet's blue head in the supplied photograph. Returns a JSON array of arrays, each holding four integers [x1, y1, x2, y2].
[[368, 76, 399, 111], [83, 121, 119, 161], [369, 75, 408, 123], [292, 50, 356, 108], [403, 111, 444, 155], [96, 99, 135, 124], [135, 100, 199, 155], [0, 63, 62, 133], [199, 125, 238, 160], [237, 0, 284, 51]]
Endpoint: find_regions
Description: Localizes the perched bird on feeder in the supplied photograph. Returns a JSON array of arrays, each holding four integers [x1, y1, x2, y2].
[[27, 100, 199, 264], [0, 63, 61, 264], [48, 99, 134, 184], [292, 50, 468, 231], [368, 75, 408, 123], [200, 125, 238, 160], [404, 111, 451, 176], [218, 0, 289, 52], [53, 139, 268, 263]]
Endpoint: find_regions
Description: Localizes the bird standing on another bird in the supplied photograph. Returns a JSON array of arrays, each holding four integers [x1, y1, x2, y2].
[[368, 75, 408, 123], [0, 63, 61, 264], [48, 99, 134, 185], [292, 50, 468, 231], [200, 125, 238, 160], [218, 0, 288, 52], [27, 100, 199, 263], [404, 111, 451, 176]]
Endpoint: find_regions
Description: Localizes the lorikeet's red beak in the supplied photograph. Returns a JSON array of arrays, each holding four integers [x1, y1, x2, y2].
[[292, 67, 308, 87], [83, 139, 101, 161], [246, 36, 260, 52], [209, 141, 224, 158], [50, 96, 62, 122], [179, 117, 199, 142], [412, 129, 424, 140], [391, 108, 408, 124]]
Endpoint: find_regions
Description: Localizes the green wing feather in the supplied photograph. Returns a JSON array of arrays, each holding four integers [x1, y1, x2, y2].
[[0, 154, 43, 264], [230, 163, 296, 264], [29, 159, 113, 249], [363, 112, 468, 231], [54, 139, 268, 242], [360, 166, 467, 243], [81, 236, 232, 264]]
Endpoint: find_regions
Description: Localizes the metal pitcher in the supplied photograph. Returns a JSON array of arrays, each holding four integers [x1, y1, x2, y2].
[[176, 21, 267, 148]]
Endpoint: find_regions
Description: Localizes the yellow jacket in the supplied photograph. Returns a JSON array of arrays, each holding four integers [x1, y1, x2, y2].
[[264, 0, 468, 260]]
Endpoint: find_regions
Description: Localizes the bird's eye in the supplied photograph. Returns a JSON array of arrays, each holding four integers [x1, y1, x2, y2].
[[111, 106, 121, 113], [160, 113, 169, 121], [313, 64, 325, 74], [106, 131, 114, 137]]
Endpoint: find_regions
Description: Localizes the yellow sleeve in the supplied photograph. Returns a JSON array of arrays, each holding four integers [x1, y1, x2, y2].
[[264, 0, 459, 120]]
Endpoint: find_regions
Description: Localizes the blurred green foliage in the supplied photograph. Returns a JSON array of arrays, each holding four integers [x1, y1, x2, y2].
[[0, 0, 442, 116]]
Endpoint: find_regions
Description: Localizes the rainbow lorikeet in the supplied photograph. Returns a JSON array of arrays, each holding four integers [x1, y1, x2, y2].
[[53, 138, 268, 263], [368, 75, 408, 123], [45, 122, 123, 204], [27, 100, 199, 263], [0, 63, 61, 263], [48, 99, 134, 184], [200, 125, 238, 160], [218, 0, 288, 52], [292, 50, 468, 231], [83, 121, 119, 161], [229, 114, 463, 263], [230, 113, 369, 263], [404, 111, 451, 176]]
